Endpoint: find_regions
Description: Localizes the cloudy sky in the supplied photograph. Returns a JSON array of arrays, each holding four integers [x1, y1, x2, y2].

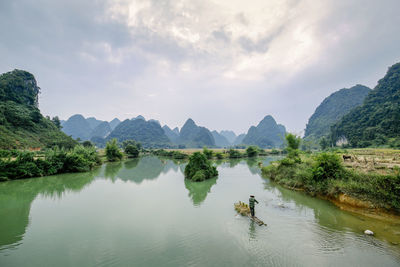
[[1, 0, 400, 134]]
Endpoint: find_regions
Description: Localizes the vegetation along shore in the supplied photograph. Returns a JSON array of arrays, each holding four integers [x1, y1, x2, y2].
[[262, 134, 400, 218]]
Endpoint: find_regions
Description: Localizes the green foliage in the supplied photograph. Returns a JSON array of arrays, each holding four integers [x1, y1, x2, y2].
[[123, 140, 140, 158], [285, 133, 301, 163], [105, 139, 123, 161], [51, 116, 61, 129], [262, 151, 400, 211], [331, 63, 400, 147], [192, 170, 206, 182], [319, 137, 329, 150], [107, 118, 171, 148], [246, 146, 259, 157], [0, 70, 40, 106], [152, 149, 188, 159], [0, 70, 77, 149], [304, 85, 370, 142], [184, 152, 218, 181], [286, 133, 301, 150], [0, 146, 101, 180], [82, 140, 94, 147], [227, 149, 242, 158], [215, 152, 224, 159], [179, 119, 215, 148], [203, 147, 213, 159], [311, 153, 344, 181]]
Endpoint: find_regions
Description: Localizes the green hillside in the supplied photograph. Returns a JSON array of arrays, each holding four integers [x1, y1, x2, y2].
[[331, 62, 400, 147], [242, 115, 286, 148], [178, 119, 215, 148], [304, 85, 371, 142], [106, 118, 171, 148], [0, 70, 77, 149]]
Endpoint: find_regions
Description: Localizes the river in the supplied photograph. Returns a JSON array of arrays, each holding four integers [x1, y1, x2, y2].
[[1, 156, 399, 266]]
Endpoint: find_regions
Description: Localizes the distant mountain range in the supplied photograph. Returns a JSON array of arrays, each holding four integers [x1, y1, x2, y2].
[[61, 113, 287, 148], [242, 115, 286, 148], [61, 115, 120, 141]]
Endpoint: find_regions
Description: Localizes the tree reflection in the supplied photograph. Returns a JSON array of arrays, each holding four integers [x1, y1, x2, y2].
[[184, 177, 217, 206], [0, 169, 99, 251]]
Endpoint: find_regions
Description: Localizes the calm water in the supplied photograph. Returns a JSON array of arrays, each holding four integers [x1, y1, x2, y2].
[[1, 156, 400, 267]]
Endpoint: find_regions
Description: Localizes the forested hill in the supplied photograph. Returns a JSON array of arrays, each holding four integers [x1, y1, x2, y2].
[[331, 62, 400, 147], [242, 115, 286, 148], [304, 84, 371, 142], [178, 119, 215, 148], [0, 70, 76, 149], [106, 117, 171, 148]]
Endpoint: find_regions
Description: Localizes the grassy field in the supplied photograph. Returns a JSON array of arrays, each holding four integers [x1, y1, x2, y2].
[[335, 148, 400, 175]]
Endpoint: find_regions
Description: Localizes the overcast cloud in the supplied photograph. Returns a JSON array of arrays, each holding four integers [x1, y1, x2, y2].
[[1, 0, 399, 134]]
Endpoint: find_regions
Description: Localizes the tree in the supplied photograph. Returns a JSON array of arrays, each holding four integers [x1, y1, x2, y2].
[[122, 140, 140, 158], [285, 133, 301, 163], [105, 139, 123, 161], [184, 152, 218, 181], [51, 116, 61, 129], [319, 137, 329, 150], [246, 146, 259, 157], [82, 140, 94, 147], [124, 144, 139, 158], [203, 147, 213, 159]]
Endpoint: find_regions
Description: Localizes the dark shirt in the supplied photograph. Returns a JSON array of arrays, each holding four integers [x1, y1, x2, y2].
[[249, 197, 259, 208]]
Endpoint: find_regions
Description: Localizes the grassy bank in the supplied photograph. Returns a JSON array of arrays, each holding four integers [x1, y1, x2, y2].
[[261, 149, 400, 214]]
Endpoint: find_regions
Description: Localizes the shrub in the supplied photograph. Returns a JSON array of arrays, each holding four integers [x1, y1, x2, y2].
[[0, 145, 101, 180], [228, 149, 242, 158], [192, 170, 206, 182], [312, 152, 344, 181], [184, 152, 218, 181], [105, 139, 123, 161], [246, 146, 259, 157], [203, 147, 213, 159], [215, 152, 224, 159], [124, 145, 139, 158]]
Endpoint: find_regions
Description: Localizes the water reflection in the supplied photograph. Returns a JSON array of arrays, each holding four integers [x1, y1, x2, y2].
[[0, 169, 99, 251], [249, 221, 257, 241], [265, 180, 400, 246], [184, 177, 217, 206], [103, 156, 172, 184]]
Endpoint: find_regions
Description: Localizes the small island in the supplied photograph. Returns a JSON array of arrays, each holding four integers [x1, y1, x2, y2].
[[184, 152, 218, 182]]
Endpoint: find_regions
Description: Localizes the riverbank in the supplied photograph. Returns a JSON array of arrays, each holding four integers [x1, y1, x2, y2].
[[261, 149, 400, 218]]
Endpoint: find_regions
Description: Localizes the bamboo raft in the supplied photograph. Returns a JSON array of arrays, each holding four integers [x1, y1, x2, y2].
[[234, 201, 266, 226]]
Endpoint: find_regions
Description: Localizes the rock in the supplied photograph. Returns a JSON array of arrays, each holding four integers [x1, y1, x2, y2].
[[364, 230, 374, 235]]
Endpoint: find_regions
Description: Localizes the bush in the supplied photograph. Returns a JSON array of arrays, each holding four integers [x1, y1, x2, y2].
[[184, 152, 218, 181], [105, 139, 123, 161], [228, 149, 242, 158], [312, 152, 344, 181], [246, 146, 259, 157], [192, 170, 206, 182], [215, 152, 224, 159], [124, 144, 139, 158], [0, 146, 101, 180], [203, 147, 213, 159]]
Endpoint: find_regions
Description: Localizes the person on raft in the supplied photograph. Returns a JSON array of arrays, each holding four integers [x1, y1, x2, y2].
[[249, 195, 259, 217]]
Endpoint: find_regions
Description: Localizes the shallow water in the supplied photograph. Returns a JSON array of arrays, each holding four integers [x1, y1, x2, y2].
[[1, 156, 400, 266]]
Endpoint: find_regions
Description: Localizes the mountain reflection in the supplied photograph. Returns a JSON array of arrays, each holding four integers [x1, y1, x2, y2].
[[0, 169, 99, 251]]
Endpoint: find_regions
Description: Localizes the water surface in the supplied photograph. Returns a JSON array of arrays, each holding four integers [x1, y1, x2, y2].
[[1, 156, 400, 266]]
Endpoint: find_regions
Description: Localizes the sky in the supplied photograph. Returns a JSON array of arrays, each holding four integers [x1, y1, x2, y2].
[[1, 0, 400, 135]]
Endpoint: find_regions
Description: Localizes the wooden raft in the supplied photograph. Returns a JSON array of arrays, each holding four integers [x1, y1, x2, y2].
[[234, 201, 266, 226]]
